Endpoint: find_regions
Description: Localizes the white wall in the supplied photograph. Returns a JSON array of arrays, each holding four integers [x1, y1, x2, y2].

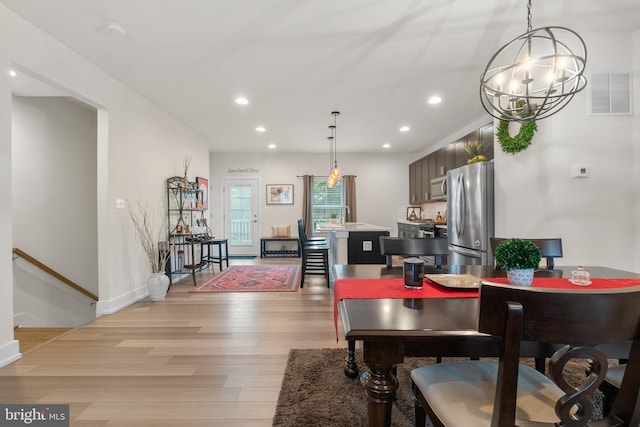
[[209, 151, 412, 247], [0, 9, 18, 365], [0, 5, 209, 366], [494, 31, 639, 272], [12, 96, 98, 327]]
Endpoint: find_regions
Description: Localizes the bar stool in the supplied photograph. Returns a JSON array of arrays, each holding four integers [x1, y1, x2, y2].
[[299, 238, 330, 288], [201, 238, 229, 272]]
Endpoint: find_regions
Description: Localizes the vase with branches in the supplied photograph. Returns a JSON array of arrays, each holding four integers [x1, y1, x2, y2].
[[182, 155, 192, 188], [129, 201, 172, 301]]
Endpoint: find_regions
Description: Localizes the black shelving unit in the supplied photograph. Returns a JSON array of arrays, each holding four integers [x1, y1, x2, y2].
[[166, 176, 211, 286], [260, 237, 301, 258]]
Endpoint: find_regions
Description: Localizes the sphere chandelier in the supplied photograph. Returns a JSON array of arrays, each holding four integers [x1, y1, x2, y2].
[[479, 0, 587, 122]]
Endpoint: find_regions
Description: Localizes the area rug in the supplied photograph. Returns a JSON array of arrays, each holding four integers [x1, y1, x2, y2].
[[190, 265, 300, 293], [272, 348, 605, 427]]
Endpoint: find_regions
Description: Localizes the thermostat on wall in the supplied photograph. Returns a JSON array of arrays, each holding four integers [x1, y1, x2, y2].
[[571, 164, 589, 178]]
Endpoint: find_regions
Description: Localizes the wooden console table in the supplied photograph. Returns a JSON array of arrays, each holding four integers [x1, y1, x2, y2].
[[260, 236, 300, 258]]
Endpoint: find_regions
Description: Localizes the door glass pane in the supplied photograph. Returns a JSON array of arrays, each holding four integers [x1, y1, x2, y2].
[[230, 183, 253, 245]]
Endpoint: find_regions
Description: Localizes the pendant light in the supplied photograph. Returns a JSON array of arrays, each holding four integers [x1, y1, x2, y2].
[[327, 111, 341, 188], [479, 0, 587, 122]]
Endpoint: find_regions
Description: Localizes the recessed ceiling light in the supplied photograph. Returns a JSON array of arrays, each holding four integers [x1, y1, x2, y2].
[[268, 144, 277, 149], [9, 70, 16, 77], [106, 22, 127, 38], [399, 126, 410, 132], [428, 96, 442, 105], [256, 126, 266, 132], [382, 143, 391, 149], [235, 97, 249, 105]]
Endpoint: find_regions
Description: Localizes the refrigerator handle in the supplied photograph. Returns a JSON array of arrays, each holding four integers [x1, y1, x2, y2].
[[459, 173, 466, 237], [455, 174, 463, 239]]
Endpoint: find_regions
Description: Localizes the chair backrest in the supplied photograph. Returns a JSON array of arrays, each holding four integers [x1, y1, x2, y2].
[[297, 219, 309, 244], [491, 237, 563, 269], [478, 281, 640, 426], [379, 237, 448, 268]]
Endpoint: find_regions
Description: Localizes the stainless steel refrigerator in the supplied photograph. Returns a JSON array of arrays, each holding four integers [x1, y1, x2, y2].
[[447, 161, 494, 265]]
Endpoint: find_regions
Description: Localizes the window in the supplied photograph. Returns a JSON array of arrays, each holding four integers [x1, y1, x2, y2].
[[311, 177, 343, 230]]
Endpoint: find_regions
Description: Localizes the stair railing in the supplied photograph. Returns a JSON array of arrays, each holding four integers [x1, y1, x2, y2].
[[12, 248, 98, 302]]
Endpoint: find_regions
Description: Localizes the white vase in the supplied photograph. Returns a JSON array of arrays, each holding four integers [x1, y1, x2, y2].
[[147, 272, 170, 301], [507, 268, 534, 286]]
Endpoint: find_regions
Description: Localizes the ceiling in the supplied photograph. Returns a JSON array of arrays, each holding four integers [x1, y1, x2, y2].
[[3, 0, 640, 154]]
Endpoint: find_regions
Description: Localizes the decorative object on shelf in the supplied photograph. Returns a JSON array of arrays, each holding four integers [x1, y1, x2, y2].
[[494, 238, 542, 286], [406, 206, 421, 221], [181, 155, 192, 188], [327, 111, 341, 188], [128, 201, 172, 300], [479, 0, 587, 123], [196, 176, 208, 210], [464, 141, 488, 163], [266, 184, 294, 205]]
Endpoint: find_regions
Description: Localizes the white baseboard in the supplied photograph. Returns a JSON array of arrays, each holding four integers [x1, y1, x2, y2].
[[96, 285, 148, 316], [0, 339, 21, 368]]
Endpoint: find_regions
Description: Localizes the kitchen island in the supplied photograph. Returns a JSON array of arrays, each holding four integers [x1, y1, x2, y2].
[[317, 222, 391, 266]]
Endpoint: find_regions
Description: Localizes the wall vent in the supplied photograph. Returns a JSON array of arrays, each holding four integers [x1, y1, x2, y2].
[[588, 72, 632, 115]]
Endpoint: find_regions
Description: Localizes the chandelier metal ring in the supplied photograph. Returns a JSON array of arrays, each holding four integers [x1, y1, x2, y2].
[[480, 25, 587, 122]]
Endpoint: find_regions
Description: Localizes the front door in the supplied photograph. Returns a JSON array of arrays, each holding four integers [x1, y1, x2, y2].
[[223, 178, 260, 256]]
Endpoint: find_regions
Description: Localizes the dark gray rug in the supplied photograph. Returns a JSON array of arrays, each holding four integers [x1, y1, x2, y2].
[[272, 348, 605, 427]]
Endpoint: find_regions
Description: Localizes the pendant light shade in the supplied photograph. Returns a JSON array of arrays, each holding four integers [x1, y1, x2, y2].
[[327, 111, 341, 188], [479, 0, 587, 122]]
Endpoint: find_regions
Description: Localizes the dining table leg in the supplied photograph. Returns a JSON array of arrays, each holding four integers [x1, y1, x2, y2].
[[360, 341, 404, 427], [344, 339, 359, 378]]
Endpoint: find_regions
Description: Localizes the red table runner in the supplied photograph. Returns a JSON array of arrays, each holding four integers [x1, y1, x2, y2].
[[333, 277, 640, 340]]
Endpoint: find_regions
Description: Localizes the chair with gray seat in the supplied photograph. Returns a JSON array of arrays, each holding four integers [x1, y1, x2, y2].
[[379, 236, 449, 268], [491, 237, 563, 270], [411, 281, 640, 427], [492, 237, 565, 372]]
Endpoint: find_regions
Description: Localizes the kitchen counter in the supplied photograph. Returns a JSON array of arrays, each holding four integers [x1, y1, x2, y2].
[[318, 222, 391, 266], [397, 219, 447, 226], [316, 222, 392, 232]]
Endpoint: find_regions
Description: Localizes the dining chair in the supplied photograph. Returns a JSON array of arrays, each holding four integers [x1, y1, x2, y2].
[[297, 219, 327, 245], [411, 282, 640, 427], [297, 219, 330, 288], [599, 363, 627, 417], [491, 237, 563, 270], [379, 237, 449, 268]]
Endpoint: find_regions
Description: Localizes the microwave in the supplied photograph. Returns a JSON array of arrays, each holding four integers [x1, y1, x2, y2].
[[430, 176, 447, 200]]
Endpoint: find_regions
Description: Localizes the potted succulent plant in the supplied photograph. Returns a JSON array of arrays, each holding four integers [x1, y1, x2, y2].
[[494, 238, 541, 286]]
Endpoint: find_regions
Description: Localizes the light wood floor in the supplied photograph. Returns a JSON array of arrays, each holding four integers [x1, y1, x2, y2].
[[14, 327, 74, 353], [1, 257, 343, 426]]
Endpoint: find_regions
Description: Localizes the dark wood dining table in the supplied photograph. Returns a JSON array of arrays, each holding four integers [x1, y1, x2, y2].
[[335, 264, 640, 427]]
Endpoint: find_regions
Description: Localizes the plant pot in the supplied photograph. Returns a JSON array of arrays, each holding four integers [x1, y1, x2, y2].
[[147, 272, 170, 301], [506, 268, 534, 286]]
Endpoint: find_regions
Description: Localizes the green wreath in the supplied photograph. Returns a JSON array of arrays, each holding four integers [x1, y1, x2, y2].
[[496, 118, 537, 154]]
